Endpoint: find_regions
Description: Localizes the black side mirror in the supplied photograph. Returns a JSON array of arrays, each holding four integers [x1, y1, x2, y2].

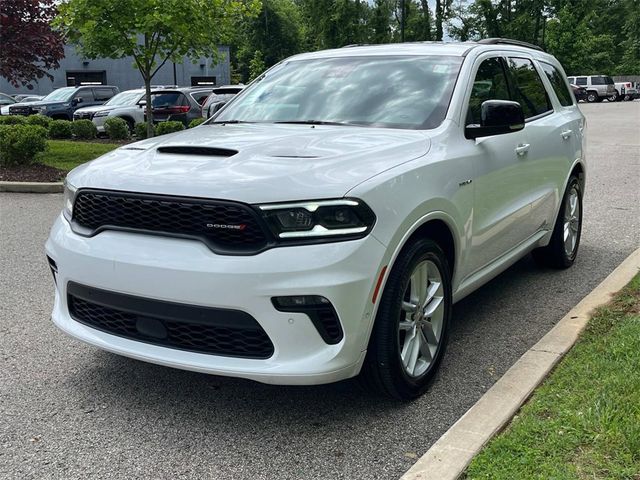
[[137, 100, 147, 108], [465, 100, 525, 139]]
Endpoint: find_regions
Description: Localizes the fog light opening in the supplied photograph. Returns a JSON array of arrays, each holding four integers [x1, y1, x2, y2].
[[272, 295, 343, 344]]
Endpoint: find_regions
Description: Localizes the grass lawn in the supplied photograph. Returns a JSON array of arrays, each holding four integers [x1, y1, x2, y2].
[[465, 274, 640, 480], [40, 140, 120, 172]]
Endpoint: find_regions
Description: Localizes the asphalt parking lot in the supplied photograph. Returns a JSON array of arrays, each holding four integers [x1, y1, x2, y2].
[[1, 101, 638, 480]]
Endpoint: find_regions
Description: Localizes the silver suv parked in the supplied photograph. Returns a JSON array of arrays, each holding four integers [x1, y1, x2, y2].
[[567, 75, 616, 102]]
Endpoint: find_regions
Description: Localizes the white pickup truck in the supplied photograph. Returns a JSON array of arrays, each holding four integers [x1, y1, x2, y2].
[[613, 81, 638, 101]]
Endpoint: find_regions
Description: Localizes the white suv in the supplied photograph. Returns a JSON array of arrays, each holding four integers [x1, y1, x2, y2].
[[46, 39, 586, 400]]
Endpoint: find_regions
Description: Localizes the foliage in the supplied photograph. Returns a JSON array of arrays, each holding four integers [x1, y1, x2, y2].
[[0, 124, 49, 166], [48, 120, 73, 139], [134, 122, 155, 139], [466, 274, 640, 479], [188, 118, 206, 128], [0, 0, 65, 87], [56, 0, 260, 138], [41, 140, 120, 172], [104, 117, 130, 140], [248, 50, 267, 81], [26, 115, 52, 128], [155, 121, 186, 136], [0, 116, 27, 126], [71, 119, 98, 140]]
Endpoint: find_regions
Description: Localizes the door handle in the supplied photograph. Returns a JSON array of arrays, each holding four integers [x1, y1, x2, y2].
[[515, 143, 530, 156], [561, 129, 573, 140]]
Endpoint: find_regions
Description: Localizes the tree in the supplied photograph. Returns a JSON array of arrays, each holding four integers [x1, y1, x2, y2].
[[0, 0, 65, 88], [248, 50, 267, 80], [56, 0, 260, 137]]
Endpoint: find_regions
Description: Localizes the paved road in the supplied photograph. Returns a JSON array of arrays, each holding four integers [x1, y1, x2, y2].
[[1, 102, 638, 480]]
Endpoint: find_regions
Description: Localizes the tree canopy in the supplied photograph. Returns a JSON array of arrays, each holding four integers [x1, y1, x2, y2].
[[0, 0, 65, 87]]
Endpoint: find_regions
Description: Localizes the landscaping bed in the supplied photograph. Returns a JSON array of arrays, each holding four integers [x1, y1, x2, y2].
[[464, 274, 640, 479]]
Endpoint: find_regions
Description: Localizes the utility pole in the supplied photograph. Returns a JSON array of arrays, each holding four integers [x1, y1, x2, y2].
[[401, 0, 406, 42]]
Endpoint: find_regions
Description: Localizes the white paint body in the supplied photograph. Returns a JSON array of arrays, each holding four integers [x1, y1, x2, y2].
[[46, 43, 586, 385]]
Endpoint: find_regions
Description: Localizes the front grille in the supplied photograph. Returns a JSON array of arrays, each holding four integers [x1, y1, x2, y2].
[[72, 190, 270, 254], [67, 282, 274, 359], [9, 106, 32, 116], [74, 112, 94, 120]]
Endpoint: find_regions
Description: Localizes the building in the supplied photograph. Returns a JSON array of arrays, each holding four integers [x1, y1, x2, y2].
[[0, 45, 231, 96]]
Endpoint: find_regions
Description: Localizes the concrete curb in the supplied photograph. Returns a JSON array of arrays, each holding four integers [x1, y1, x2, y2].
[[400, 247, 640, 480], [0, 181, 63, 193]]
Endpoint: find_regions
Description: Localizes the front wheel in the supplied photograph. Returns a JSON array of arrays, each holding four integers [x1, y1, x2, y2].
[[586, 91, 599, 103], [360, 238, 452, 400], [533, 175, 583, 268]]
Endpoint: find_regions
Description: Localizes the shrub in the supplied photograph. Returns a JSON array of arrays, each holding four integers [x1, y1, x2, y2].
[[49, 119, 73, 139], [104, 117, 130, 140], [134, 122, 154, 139], [71, 119, 98, 139], [189, 118, 206, 128], [155, 121, 185, 136], [0, 115, 27, 126], [0, 124, 49, 166], [26, 115, 52, 128]]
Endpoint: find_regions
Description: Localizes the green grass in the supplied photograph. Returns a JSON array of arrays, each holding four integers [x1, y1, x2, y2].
[[465, 274, 640, 480], [39, 140, 120, 172]]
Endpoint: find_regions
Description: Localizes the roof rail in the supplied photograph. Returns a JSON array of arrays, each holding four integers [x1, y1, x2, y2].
[[477, 38, 544, 52]]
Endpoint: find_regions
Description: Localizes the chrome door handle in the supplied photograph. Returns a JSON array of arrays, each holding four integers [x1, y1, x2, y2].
[[561, 129, 573, 140], [515, 143, 530, 156]]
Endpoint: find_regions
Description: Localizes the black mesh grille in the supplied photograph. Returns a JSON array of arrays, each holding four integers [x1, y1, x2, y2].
[[317, 308, 343, 343], [72, 190, 270, 254], [67, 283, 274, 359]]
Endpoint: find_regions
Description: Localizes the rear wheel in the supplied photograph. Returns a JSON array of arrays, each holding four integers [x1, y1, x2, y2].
[[609, 90, 619, 102], [360, 238, 452, 400], [533, 175, 582, 269]]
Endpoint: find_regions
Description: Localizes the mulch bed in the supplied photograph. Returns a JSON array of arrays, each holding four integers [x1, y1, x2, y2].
[[0, 163, 65, 182]]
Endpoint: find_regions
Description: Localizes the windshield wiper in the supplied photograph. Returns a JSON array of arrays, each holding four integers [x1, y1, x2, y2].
[[273, 120, 358, 126]]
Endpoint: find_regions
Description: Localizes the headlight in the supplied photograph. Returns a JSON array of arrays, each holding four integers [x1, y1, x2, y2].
[[63, 180, 77, 221], [258, 199, 375, 241], [92, 111, 109, 117]]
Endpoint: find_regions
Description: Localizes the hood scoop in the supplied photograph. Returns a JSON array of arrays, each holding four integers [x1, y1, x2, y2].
[[157, 146, 238, 157]]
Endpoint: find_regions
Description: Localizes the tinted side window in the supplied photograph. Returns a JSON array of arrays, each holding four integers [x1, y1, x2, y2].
[[576, 77, 587, 85], [540, 62, 573, 107], [506, 57, 552, 119], [94, 88, 115, 102], [190, 91, 211, 105], [75, 89, 94, 103], [591, 77, 605, 85], [467, 57, 511, 125]]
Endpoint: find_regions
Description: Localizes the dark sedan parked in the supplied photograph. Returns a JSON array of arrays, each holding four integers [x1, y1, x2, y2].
[[570, 84, 588, 102]]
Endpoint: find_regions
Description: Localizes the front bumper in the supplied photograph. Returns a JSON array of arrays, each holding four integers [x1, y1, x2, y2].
[[45, 214, 387, 385]]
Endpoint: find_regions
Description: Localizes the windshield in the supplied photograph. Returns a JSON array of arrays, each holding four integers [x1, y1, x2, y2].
[[105, 91, 143, 106], [216, 56, 463, 129], [42, 87, 77, 102]]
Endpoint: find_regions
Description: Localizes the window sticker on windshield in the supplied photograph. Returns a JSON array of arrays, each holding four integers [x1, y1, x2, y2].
[[433, 65, 449, 73]]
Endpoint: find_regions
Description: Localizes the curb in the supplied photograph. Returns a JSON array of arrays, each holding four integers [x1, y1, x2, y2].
[[400, 247, 640, 480], [0, 181, 63, 193]]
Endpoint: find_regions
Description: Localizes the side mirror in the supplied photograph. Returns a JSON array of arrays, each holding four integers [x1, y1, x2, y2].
[[465, 100, 524, 139], [137, 100, 147, 108]]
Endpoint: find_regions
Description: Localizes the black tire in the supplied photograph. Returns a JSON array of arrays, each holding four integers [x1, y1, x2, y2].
[[360, 238, 452, 400], [120, 117, 134, 133], [586, 91, 599, 103], [532, 175, 583, 269], [609, 91, 619, 102]]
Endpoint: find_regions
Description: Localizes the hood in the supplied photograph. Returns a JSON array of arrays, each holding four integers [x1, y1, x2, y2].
[[75, 105, 114, 114], [68, 123, 430, 203]]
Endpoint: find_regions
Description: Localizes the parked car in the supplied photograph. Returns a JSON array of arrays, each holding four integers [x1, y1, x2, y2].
[[144, 87, 213, 126], [47, 39, 585, 400], [567, 75, 615, 102], [0, 92, 17, 115], [201, 85, 245, 118], [9, 85, 119, 119], [74, 89, 147, 133], [12, 94, 44, 102], [570, 84, 588, 102], [612, 81, 638, 101]]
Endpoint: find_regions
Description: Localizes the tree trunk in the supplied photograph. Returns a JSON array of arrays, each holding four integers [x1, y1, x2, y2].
[[435, 0, 443, 40], [144, 74, 153, 138]]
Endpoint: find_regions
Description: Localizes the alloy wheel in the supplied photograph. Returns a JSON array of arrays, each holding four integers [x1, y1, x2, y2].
[[398, 260, 445, 378], [563, 186, 580, 257]]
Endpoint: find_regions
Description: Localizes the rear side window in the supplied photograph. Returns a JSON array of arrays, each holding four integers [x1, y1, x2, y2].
[[151, 92, 187, 108], [591, 76, 605, 85], [540, 62, 573, 106], [94, 88, 115, 102], [506, 57, 552, 119], [467, 57, 511, 125], [576, 77, 587, 86], [190, 91, 211, 105]]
